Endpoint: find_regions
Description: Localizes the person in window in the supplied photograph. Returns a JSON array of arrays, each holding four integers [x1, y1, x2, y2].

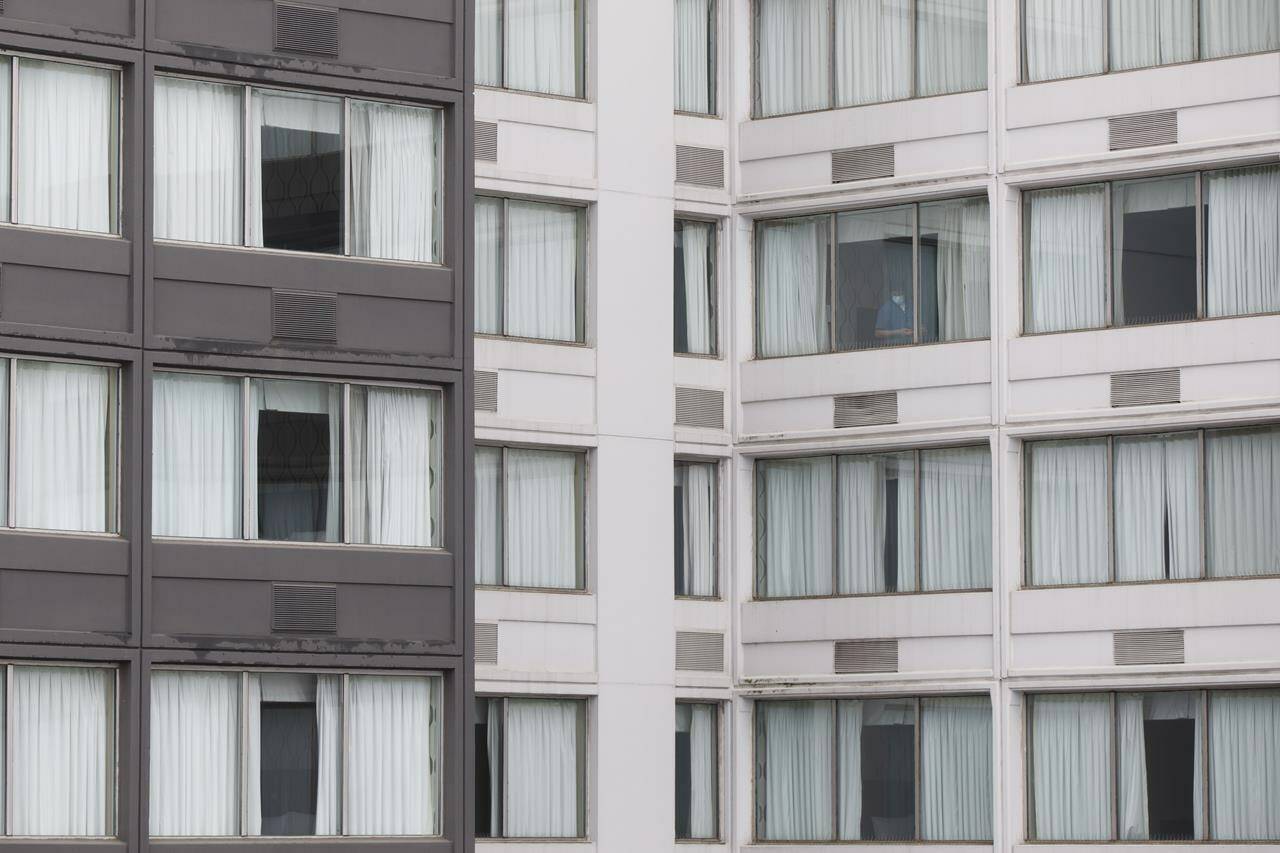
[[874, 289, 913, 346]]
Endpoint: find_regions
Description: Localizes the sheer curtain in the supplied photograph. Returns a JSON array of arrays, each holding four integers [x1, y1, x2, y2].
[[677, 462, 718, 597], [759, 701, 834, 840], [921, 696, 992, 840], [153, 76, 243, 245], [17, 58, 117, 233], [836, 701, 863, 839], [688, 704, 718, 838], [1210, 689, 1280, 840], [1114, 433, 1200, 582], [476, 0, 502, 86], [757, 0, 829, 116], [475, 447, 503, 585], [1200, 0, 1280, 59], [1029, 440, 1109, 585], [149, 670, 241, 836], [835, 0, 911, 107], [505, 699, 580, 837], [758, 457, 833, 597], [1032, 693, 1112, 840], [14, 360, 112, 533], [1026, 186, 1107, 333], [917, 0, 987, 96], [475, 197, 504, 334], [351, 386, 440, 547], [1024, 0, 1106, 81], [837, 453, 917, 594], [1205, 165, 1280, 318], [925, 196, 990, 341], [757, 217, 829, 357], [506, 200, 579, 341], [0, 61, 9, 218], [505, 0, 578, 96], [679, 220, 716, 354], [347, 675, 437, 836], [1119, 692, 1204, 840], [315, 675, 343, 835], [350, 100, 439, 263], [152, 372, 242, 539], [0, 360, 6, 526], [10, 666, 113, 836], [505, 449, 579, 588], [1110, 0, 1195, 71], [921, 447, 991, 591], [1206, 427, 1280, 578], [675, 0, 715, 114]]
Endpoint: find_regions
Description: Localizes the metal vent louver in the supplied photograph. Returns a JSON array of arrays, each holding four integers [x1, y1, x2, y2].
[[1114, 629, 1185, 666], [833, 392, 898, 428], [676, 631, 725, 672], [1110, 368, 1181, 407], [475, 370, 498, 412], [676, 145, 725, 188], [476, 622, 499, 666], [1109, 110, 1178, 151], [272, 289, 337, 343], [274, 2, 340, 56], [834, 639, 899, 674], [675, 387, 725, 430], [271, 583, 338, 633], [475, 121, 498, 162], [832, 144, 895, 183]]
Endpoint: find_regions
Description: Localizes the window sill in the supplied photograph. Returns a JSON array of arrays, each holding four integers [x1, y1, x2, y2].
[[751, 86, 987, 121], [153, 238, 446, 271], [476, 333, 590, 349], [1017, 46, 1280, 87], [753, 588, 991, 603], [0, 219, 122, 241], [475, 84, 589, 105], [1022, 573, 1280, 592], [476, 584, 590, 596], [152, 535, 446, 554], [753, 335, 990, 362]]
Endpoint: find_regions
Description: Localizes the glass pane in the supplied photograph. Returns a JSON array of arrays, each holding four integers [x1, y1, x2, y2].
[[835, 206, 915, 351], [504, 449, 581, 588], [153, 76, 244, 245], [1200, 0, 1280, 59], [757, 0, 829, 116], [153, 372, 243, 539], [1025, 185, 1108, 333], [1204, 164, 1280, 318], [675, 461, 718, 597], [349, 99, 440, 263], [504, 698, 584, 837], [757, 701, 835, 840], [675, 220, 717, 355], [249, 379, 342, 543], [840, 698, 916, 840], [675, 0, 716, 114], [919, 196, 990, 342], [837, 452, 917, 594], [1028, 439, 1109, 585], [476, 0, 503, 86], [676, 702, 718, 839], [149, 670, 242, 836], [921, 696, 992, 840], [250, 89, 344, 253], [1208, 689, 1280, 840], [16, 58, 119, 233], [0, 358, 7, 527], [917, 0, 987, 96], [1110, 0, 1196, 71], [757, 216, 830, 357], [1030, 693, 1113, 840], [475, 697, 504, 837], [1113, 176, 1197, 326], [1205, 425, 1280, 578], [0, 59, 11, 221], [920, 446, 991, 591], [835, 0, 911, 107], [475, 447, 503, 585], [506, 200, 580, 342], [475, 197, 504, 334], [757, 457, 834, 597], [1114, 432, 1201, 582], [504, 0, 580, 96], [350, 384, 441, 547], [1023, 0, 1106, 82], [1118, 691, 1202, 841]]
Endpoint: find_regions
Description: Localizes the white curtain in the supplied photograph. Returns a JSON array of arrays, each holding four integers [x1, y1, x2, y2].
[[1031, 693, 1112, 840], [152, 372, 243, 539], [921, 696, 992, 841], [917, 0, 987, 96], [149, 670, 241, 836], [10, 666, 113, 837], [505, 0, 578, 96], [17, 58, 117, 233], [484, 699, 503, 834], [351, 386, 440, 547], [758, 457, 834, 597], [14, 360, 112, 533], [475, 447, 503, 585], [1026, 185, 1108, 333], [1200, 0, 1280, 59], [475, 197, 504, 334], [1024, 0, 1106, 81], [0, 360, 6, 524], [350, 100, 439, 263], [836, 701, 863, 839], [677, 703, 718, 838], [314, 675, 343, 835], [506, 449, 579, 588], [1205, 165, 1280, 318], [835, 0, 911, 107], [925, 197, 990, 341], [1114, 433, 1200, 582], [476, 0, 503, 86], [1210, 689, 1280, 840], [506, 200, 579, 342], [0, 61, 10, 219], [505, 698, 580, 837], [1029, 440, 1109, 585], [677, 462, 718, 597], [921, 447, 991, 591], [759, 701, 834, 840], [678, 220, 716, 355], [1110, 0, 1196, 71], [347, 675, 438, 836], [1113, 176, 1198, 323], [758, 0, 829, 116], [675, 0, 715, 113], [837, 453, 917, 594], [757, 217, 829, 357], [1206, 427, 1280, 578], [1119, 691, 1204, 840]]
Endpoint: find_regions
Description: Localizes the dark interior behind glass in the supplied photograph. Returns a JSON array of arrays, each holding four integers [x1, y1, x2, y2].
[[836, 230, 915, 351], [475, 698, 502, 837], [1116, 205, 1197, 326], [260, 703, 319, 836], [260, 125, 344, 254], [1144, 718, 1197, 840], [861, 721, 916, 840], [257, 409, 333, 542]]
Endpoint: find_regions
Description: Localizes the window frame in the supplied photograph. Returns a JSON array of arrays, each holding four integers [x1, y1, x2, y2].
[[152, 71, 446, 267], [673, 0, 719, 118], [675, 699, 723, 842], [674, 457, 721, 601], [476, 0, 589, 101]]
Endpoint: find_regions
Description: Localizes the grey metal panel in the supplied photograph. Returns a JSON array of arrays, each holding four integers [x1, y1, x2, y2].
[[475, 120, 498, 161], [833, 391, 899, 428], [1114, 629, 1185, 666], [675, 386, 725, 430], [675, 145, 726, 188], [831, 144, 895, 183], [271, 583, 338, 633], [1109, 110, 1178, 151], [675, 631, 724, 672], [0, 0, 137, 41], [274, 1, 341, 55], [271, 289, 338, 343], [1110, 368, 1181, 407], [0, 570, 130, 635], [475, 622, 498, 665], [833, 638, 899, 674], [475, 369, 498, 411]]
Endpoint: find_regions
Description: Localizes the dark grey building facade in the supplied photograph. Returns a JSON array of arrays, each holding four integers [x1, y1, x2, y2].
[[0, 1, 473, 849]]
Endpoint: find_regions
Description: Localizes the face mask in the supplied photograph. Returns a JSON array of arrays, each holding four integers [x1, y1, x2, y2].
[[891, 293, 906, 308]]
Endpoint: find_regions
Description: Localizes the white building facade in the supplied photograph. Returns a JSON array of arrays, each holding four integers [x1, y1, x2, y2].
[[473, 2, 1280, 852]]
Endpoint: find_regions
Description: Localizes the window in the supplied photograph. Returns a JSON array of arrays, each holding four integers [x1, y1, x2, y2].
[[1028, 689, 1280, 841], [475, 196, 587, 343], [675, 219, 718, 355], [0, 663, 116, 837], [756, 197, 990, 358], [476, 0, 587, 98], [755, 696, 992, 841], [676, 702, 719, 840], [1023, 0, 1280, 83], [675, 0, 717, 114], [475, 446, 586, 590], [675, 460, 718, 598], [151, 371, 443, 547], [0, 356, 119, 534], [754, 0, 987, 118], [1026, 425, 1280, 586], [475, 696, 588, 838], [755, 446, 991, 599], [153, 75, 443, 264], [1024, 167, 1280, 333], [149, 668, 442, 837]]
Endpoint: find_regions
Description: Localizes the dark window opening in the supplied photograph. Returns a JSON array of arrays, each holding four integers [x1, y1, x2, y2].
[[836, 234, 915, 351], [1144, 718, 1196, 841], [475, 700, 503, 838], [883, 477, 901, 592], [257, 410, 333, 542], [260, 703, 318, 836], [916, 236, 941, 343], [675, 728, 693, 838], [674, 227, 690, 353], [260, 126, 344, 254], [861, 723, 916, 840], [1116, 206, 1197, 327], [674, 477, 687, 596]]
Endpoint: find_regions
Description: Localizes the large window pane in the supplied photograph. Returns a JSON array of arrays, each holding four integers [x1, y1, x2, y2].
[[757, 216, 830, 357], [756, 457, 834, 597], [840, 699, 916, 840], [1114, 432, 1200, 582], [1118, 692, 1202, 841], [919, 196, 989, 342], [1204, 165, 1280, 318], [1208, 689, 1280, 840], [476, 0, 503, 86], [1024, 0, 1106, 81], [349, 99, 440, 264], [504, 0, 580, 96], [757, 0, 829, 116], [675, 0, 716, 114], [835, 206, 915, 350], [1025, 185, 1107, 333], [475, 197, 504, 334], [921, 697, 992, 841], [504, 698, 583, 837], [506, 200, 581, 342], [505, 448, 581, 589], [1031, 693, 1113, 840], [1200, 0, 1280, 59], [350, 385, 441, 547], [1113, 175, 1197, 326], [475, 447, 503, 585], [920, 446, 991, 591], [837, 452, 916, 594], [675, 461, 718, 597], [757, 701, 835, 840], [1027, 439, 1109, 585], [676, 703, 718, 839], [1205, 426, 1280, 578], [153, 372, 243, 539], [675, 219, 716, 355], [917, 0, 987, 96], [835, 0, 911, 107], [1110, 0, 1196, 71]]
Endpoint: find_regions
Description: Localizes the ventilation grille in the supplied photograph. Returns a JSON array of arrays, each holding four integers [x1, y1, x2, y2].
[[832, 144, 895, 183], [833, 392, 899, 428], [1109, 110, 1178, 151], [475, 370, 498, 412], [272, 289, 337, 343], [1110, 368, 1181, 407], [274, 2, 340, 56], [675, 387, 725, 430], [676, 145, 725, 188], [676, 631, 725, 672], [271, 584, 337, 633], [475, 121, 498, 162], [834, 639, 899, 674], [476, 622, 499, 666], [1114, 629, 1185, 666]]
